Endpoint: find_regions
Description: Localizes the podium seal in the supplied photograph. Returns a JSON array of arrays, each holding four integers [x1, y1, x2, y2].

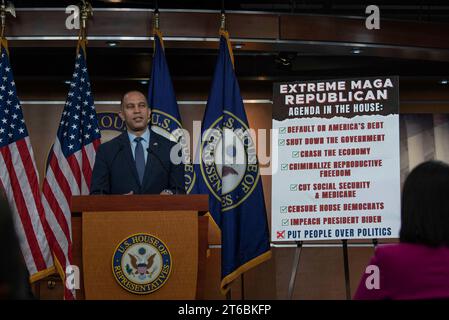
[[112, 233, 172, 294]]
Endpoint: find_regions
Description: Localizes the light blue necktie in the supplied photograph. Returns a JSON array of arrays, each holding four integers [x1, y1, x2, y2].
[[134, 137, 145, 184]]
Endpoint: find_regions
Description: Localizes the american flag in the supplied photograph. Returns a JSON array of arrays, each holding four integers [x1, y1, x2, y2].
[[42, 44, 101, 300], [0, 44, 55, 282]]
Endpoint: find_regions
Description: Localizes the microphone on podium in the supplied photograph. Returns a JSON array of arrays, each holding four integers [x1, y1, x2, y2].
[[147, 144, 184, 195]]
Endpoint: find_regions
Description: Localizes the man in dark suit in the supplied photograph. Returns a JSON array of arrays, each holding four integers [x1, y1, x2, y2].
[[90, 90, 184, 195]]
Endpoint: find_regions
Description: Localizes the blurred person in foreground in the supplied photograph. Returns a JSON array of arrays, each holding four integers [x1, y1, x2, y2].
[[0, 191, 34, 299], [354, 160, 449, 300]]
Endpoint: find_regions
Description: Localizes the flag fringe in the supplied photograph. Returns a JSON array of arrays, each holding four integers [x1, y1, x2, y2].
[[52, 253, 66, 284], [29, 266, 56, 283], [153, 29, 165, 52], [0, 38, 9, 55], [205, 211, 222, 244], [219, 29, 234, 68], [77, 38, 87, 57], [220, 250, 272, 295]]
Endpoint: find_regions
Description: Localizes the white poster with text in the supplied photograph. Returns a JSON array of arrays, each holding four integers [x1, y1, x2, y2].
[[271, 76, 400, 241]]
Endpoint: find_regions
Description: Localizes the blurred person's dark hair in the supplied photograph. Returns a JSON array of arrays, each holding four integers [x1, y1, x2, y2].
[[400, 160, 449, 247], [0, 191, 34, 299]]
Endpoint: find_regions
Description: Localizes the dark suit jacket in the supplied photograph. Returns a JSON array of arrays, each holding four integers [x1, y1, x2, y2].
[[90, 131, 185, 195]]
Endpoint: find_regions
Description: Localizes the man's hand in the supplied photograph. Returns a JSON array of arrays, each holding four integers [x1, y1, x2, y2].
[[160, 189, 174, 195], [124, 191, 134, 195]]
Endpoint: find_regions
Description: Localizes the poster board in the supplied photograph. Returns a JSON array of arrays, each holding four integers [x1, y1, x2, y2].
[[271, 76, 400, 241]]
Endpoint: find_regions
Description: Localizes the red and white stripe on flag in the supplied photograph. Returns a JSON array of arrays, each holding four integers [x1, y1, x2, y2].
[[42, 43, 101, 300], [42, 139, 99, 300], [0, 40, 55, 284], [0, 138, 56, 282]]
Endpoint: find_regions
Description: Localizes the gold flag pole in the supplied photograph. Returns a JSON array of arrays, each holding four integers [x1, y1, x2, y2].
[[220, 10, 226, 31], [219, 0, 236, 301], [153, 2, 164, 52], [154, 9, 160, 31], [222, 7, 232, 300], [0, 0, 15, 48], [77, 0, 93, 53], [218, 3, 234, 68]]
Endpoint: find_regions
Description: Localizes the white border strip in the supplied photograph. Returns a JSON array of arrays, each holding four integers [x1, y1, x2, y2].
[[20, 100, 273, 105], [20, 100, 449, 106], [7, 35, 449, 53], [208, 242, 379, 249], [14, 7, 369, 20]]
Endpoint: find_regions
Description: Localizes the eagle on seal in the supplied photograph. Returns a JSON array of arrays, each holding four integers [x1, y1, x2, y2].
[[129, 253, 156, 276]]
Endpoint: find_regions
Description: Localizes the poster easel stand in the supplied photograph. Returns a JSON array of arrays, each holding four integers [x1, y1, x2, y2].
[[342, 239, 351, 300], [241, 274, 245, 300], [285, 239, 382, 300], [287, 241, 303, 299], [342, 238, 379, 300]]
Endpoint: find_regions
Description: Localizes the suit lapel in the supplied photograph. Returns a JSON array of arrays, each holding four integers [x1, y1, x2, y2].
[[119, 132, 141, 187]]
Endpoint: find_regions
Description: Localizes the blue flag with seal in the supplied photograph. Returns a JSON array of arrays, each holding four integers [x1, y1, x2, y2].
[[148, 29, 195, 193], [194, 30, 271, 294]]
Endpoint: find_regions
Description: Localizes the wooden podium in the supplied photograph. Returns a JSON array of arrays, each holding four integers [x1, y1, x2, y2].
[[71, 195, 209, 300]]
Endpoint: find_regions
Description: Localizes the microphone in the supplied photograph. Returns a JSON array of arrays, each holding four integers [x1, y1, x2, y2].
[[147, 145, 184, 194]]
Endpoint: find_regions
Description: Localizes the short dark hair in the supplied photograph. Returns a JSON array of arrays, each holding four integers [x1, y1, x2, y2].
[[400, 160, 449, 247], [120, 90, 150, 110]]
